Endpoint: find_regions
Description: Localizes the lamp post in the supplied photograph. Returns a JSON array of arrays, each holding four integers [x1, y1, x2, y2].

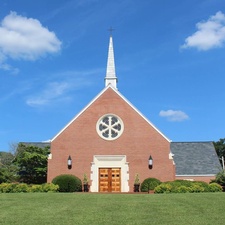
[[148, 155, 153, 169], [68, 155, 72, 169]]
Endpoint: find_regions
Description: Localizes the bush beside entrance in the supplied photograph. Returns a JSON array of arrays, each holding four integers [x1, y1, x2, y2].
[[140, 178, 161, 192], [52, 174, 82, 192]]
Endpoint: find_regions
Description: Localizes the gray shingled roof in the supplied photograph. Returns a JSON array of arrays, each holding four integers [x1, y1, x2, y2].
[[20, 142, 50, 149], [171, 142, 221, 175]]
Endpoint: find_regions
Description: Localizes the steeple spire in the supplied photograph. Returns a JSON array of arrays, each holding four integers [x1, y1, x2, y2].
[[105, 34, 117, 89]]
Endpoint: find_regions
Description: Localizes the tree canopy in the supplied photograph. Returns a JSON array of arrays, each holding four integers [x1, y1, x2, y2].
[[13, 143, 50, 184], [213, 138, 225, 168], [0, 151, 17, 183]]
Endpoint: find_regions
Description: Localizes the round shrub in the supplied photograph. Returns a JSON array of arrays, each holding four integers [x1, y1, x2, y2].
[[52, 174, 82, 192], [208, 183, 222, 192], [140, 178, 161, 192]]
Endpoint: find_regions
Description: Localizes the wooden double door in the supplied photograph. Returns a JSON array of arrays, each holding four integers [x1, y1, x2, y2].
[[99, 168, 121, 192]]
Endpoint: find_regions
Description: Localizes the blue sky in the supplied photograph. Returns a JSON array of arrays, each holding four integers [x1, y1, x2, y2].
[[0, 0, 225, 151]]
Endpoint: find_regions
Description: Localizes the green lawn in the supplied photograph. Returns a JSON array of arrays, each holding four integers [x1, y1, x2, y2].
[[0, 193, 225, 225]]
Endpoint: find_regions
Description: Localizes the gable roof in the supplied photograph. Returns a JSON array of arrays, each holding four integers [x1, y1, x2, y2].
[[171, 142, 221, 176], [51, 84, 171, 142]]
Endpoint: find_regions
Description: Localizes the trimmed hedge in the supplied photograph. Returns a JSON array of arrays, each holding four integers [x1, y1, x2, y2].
[[140, 178, 161, 192], [154, 180, 222, 194], [14, 183, 29, 193], [138, 178, 223, 194], [42, 183, 59, 192], [154, 183, 172, 194], [52, 174, 82, 192], [0, 183, 59, 193], [0, 183, 17, 193]]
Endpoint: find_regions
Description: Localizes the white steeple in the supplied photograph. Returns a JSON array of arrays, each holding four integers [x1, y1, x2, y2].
[[105, 35, 117, 89]]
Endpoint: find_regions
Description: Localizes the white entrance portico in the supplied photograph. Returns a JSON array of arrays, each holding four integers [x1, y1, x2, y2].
[[90, 155, 129, 192]]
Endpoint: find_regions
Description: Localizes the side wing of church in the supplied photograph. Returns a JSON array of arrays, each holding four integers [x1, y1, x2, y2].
[[47, 35, 221, 192]]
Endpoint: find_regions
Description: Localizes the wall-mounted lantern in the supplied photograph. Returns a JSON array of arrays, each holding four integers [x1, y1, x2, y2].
[[68, 155, 72, 169], [148, 155, 153, 169]]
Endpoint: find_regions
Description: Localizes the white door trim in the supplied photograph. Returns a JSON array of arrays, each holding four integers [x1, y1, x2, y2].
[[90, 155, 129, 192]]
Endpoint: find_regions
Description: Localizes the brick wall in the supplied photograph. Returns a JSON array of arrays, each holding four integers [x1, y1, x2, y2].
[[48, 87, 175, 190]]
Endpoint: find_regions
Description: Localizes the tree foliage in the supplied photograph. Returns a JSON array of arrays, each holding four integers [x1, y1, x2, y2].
[[13, 143, 50, 184], [213, 138, 225, 167], [211, 170, 225, 187], [0, 152, 14, 166], [0, 152, 18, 183]]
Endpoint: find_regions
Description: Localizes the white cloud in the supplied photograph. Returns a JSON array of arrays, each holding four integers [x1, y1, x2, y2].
[[26, 81, 70, 107], [0, 11, 61, 72], [159, 110, 189, 122], [181, 11, 225, 51], [25, 68, 102, 107]]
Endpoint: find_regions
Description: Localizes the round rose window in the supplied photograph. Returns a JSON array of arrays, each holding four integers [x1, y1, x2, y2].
[[96, 114, 124, 140]]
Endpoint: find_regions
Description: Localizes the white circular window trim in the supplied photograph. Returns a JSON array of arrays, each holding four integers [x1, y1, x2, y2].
[[96, 114, 124, 140]]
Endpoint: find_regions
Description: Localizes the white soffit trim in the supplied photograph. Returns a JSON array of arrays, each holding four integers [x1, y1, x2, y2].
[[51, 85, 171, 142]]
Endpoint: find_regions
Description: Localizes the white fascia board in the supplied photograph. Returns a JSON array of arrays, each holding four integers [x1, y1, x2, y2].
[[114, 88, 171, 142], [51, 85, 112, 142], [51, 84, 171, 142]]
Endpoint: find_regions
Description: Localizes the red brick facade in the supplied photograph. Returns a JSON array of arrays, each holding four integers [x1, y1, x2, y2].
[[47, 86, 175, 192]]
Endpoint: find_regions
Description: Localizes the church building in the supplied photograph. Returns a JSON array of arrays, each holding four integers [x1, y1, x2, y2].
[[47, 35, 221, 192]]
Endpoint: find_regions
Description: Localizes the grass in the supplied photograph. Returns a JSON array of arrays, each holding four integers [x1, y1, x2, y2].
[[0, 193, 225, 225]]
